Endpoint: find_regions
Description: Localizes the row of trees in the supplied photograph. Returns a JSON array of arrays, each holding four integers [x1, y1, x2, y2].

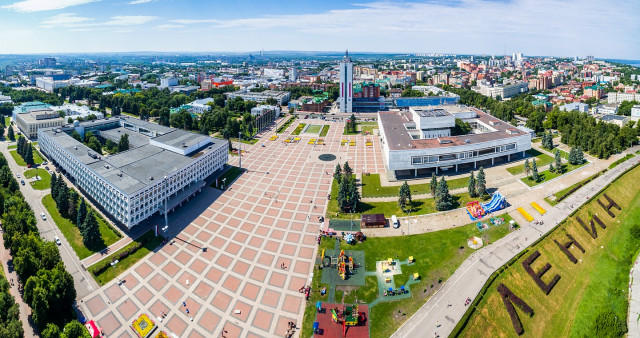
[[16, 136, 35, 165], [541, 131, 554, 150], [334, 162, 361, 213], [50, 175, 101, 248], [0, 153, 78, 331], [467, 168, 487, 198], [0, 269, 22, 337]]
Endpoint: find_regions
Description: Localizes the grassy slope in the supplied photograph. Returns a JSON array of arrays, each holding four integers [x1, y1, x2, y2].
[[42, 194, 121, 259], [210, 166, 244, 190], [459, 165, 640, 337], [521, 161, 587, 187]]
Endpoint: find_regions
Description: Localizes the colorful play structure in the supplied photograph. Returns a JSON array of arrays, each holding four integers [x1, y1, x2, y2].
[[466, 192, 506, 220], [330, 304, 366, 336], [335, 250, 354, 280]]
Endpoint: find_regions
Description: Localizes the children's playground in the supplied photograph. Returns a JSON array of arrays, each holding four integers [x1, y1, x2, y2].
[[312, 303, 370, 338], [466, 191, 506, 221]]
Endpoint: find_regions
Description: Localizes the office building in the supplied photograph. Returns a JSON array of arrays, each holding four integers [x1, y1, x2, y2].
[[338, 51, 353, 113], [559, 102, 589, 113], [51, 103, 105, 120], [38, 117, 228, 230], [631, 105, 640, 118], [225, 90, 290, 105], [160, 77, 178, 87], [378, 105, 531, 178], [39, 57, 57, 67], [474, 81, 529, 100], [607, 92, 640, 104], [13, 101, 66, 139], [0, 95, 12, 105]]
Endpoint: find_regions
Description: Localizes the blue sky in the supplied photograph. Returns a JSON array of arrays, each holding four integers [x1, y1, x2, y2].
[[0, 0, 638, 59]]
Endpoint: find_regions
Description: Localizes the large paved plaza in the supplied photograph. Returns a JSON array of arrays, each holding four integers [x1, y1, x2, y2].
[[79, 120, 383, 337]]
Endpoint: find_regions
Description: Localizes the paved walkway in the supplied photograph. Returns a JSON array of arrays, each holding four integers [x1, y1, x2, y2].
[[0, 229, 37, 338], [77, 120, 382, 337], [628, 255, 640, 337], [392, 152, 640, 338]]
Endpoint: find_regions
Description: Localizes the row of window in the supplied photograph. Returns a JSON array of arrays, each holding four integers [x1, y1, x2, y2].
[[411, 143, 517, 165]]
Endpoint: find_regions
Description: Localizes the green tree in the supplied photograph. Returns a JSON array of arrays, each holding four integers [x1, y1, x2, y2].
[[118, 133, 129, 152], [63, 320, 91, 338], [468, 171, 477, 197], [87, 136, 102, 154], [549, 162, 555, 173], [524, 158, 531, 177], [50, 174, 58, 201], [7, 126, 14, 141], [56, 178, 69, 218], [24, 144, 34, 165], [435, 176, 453, 211], [398, 181, 412, 211], [343, 161, 353, 178], [347, 178, 361, 212], [349, 114, 357, 133], [531, 159, 539, 181], [41, 323, 63, 338], [575, 147, 585, 164], [337, 177, 349, 213], [555, 150, 563, 173], [476, 167, 487, 196], [70, 130, 81, 141], [333, 163, 342, 184], [430, 173, 437, 196], [81, 211, 101, 248], [77, 198, 87, 228]]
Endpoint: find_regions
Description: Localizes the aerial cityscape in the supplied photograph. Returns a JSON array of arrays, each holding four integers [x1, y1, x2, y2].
[[0, 0, 639, 338]]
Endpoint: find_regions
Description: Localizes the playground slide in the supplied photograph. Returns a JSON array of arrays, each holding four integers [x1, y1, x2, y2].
[[483, 192, 505, 214]]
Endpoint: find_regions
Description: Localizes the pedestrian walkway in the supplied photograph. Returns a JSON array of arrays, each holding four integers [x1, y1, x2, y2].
[[628, 256, 640, 337], [0, 230, 38, 338]]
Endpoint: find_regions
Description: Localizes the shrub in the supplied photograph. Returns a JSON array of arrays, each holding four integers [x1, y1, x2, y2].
[[521, 250, 560, 295], [593, 311, 627, 337], [497, 283, 534, 335], [631, 224, 640, 239]]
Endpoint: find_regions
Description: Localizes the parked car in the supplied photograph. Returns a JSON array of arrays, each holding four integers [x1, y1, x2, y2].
[[45, 166, 50, 170], [54, 236, 61, 245], [42, 161, 48, 165], [391, 215, 399, 228], [20, 180, 25, 186], [40, 212, 46, 220], [16, 173, 20, 178]]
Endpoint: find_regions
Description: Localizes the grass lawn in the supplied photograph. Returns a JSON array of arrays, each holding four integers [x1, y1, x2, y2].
[[210, 166, 244, 190], [551, 148, 569, 159], [457, 164, 640, 337], [42, 194, 122, 259], [9, 147, 44, 166], [328, 178, 488, 219], [305, 124, 322, 134], [291, 123, 306, 135], [4, 116, 10, 126], [301, 213, 515, 338], [610, 153, 634, 169], [23, 168, 51, 190], [361, 173, 469, 198], [319, 125, 330, 137], [89, 230, 163, 286], [506, 149, 554, 175], [343, 275, 379, 304], [276, 115, 296, 133], [360, 125, 377, 135], [520, 161, 587, 187], [7, 145, 16, 149]]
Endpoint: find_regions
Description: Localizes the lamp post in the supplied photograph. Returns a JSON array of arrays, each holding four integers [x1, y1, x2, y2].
[[406, 207, 412, 235], [111, 259, 120, 284], [222, 177, 227, 190], [350, 209, 354, 233]]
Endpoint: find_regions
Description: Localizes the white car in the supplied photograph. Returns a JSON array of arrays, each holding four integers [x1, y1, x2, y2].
[[54, 236, 61, 245], [40, 212, 46, 220], [16, 173, 20, 178]]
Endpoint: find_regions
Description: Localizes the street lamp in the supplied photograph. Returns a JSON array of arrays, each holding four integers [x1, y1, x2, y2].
[[406, 207, 412, 235], [238, 132, 242, 170], [350, 209, 354, 233], [111, 259, 120, 284], [222, 177, 227, 190]]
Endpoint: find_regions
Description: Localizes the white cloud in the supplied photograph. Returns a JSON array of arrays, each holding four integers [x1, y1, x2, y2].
[[105, 15, 157, 25], [40, 13, 93, 28], [2, 0, 99, 12], [128, 0, 155, 4], [155, 24, 183, 30]]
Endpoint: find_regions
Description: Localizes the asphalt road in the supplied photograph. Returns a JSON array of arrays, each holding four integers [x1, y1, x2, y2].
[[1, 142, 98, 299], [392, 154, 640, 338]]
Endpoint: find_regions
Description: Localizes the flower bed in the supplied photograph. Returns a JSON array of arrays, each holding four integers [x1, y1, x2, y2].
[[131, 313, 156, 338], [497, 283, 534, 335], [521, 250, 560, 295]]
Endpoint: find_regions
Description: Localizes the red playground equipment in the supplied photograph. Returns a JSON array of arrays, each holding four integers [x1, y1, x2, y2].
[[330, 304, 366, 337], [466, 201, 485, 219]]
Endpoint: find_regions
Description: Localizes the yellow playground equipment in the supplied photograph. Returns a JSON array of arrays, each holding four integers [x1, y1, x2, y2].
[[331, 304, 365, 336], [337, 250, 354, 280]]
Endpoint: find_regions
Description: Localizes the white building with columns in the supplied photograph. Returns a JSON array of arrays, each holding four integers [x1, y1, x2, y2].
[[378, 105, 532, 179]]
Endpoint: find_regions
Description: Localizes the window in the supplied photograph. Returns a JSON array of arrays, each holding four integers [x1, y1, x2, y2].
[[505, 143, 516, 151]]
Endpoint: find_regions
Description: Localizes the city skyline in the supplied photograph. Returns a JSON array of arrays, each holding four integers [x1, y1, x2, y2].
[[0, 0, 638, 59]]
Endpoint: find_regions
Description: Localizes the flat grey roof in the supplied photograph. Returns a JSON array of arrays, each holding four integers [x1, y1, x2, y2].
[[152, 129, 210, 149], [414, 108, 450, 117], [120, 116, 174, 135], [100, 127, 149, 148]]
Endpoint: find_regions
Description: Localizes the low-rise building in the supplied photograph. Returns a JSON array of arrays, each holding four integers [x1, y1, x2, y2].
[[38, 116, 228, 230], [598, 114, 628, 127], [13, 101, 65, 138], [50, 103, 104, 121], [593, 103, 618, 115], [226, 90, 291, 105], [559, 102, 589, 113], [607, 92, 640, 104]]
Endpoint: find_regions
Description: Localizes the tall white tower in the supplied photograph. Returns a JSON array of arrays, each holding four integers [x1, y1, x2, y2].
[[339, 50, 353, 113]]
